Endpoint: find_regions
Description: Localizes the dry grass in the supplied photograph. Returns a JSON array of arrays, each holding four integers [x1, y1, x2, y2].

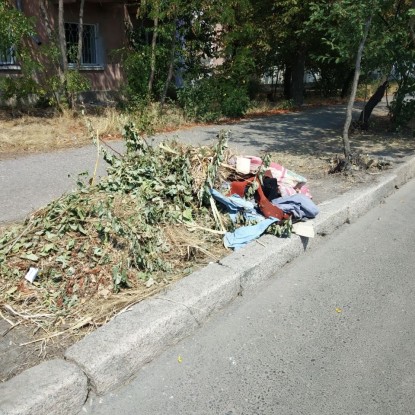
[[0, 107, 123, 159], [0, 103, 200, 159], [0, 220, 227, 382]]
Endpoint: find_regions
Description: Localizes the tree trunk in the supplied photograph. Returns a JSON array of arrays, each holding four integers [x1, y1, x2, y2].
[[358, 80, 388, 130], [160, 26, 177, 107], [58, 0, 68, 74], [77, 0, 85, 69], [291, 49, 306, 106], [124, 4, 134, 40], [283, 65, 292, 100], [342, 14, 372, 160], [39, 0, 53, 40], [340, 69, 355, 98], [56, 0, 68, 110], [148, 15, 159, 96]]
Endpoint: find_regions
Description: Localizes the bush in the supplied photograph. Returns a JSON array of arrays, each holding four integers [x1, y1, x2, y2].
[[390, 97, 415, 129], [121, 50, 151, 107], [178, 76, 250, 122], [220, 82, 250, 118]]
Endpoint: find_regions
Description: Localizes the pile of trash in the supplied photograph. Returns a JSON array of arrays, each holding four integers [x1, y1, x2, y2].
[[0, 127, 318, 339], [206, 138, 319, 249]]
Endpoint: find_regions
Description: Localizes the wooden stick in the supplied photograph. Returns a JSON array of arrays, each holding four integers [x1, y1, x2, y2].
[[91, 130, 100, 186], [210, 196, 226, 232], [185, 223, 226, 235]]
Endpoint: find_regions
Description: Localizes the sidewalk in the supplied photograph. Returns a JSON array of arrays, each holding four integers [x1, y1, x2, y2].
[[1, 104, 353, 224]]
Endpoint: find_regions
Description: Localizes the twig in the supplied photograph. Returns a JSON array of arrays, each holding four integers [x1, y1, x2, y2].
[[19, 330, 67, 346], [3, 305, 54, 320], [19, 317, 92, 346], [3, 221, 34, 255], [209, 196, 226, 232], [185, 223, 226, 235], [220, 162, 236, 170], [110, 287, 162, 320], [2, 320, 22, 337], [187, 244, 219, 261], [159, 143, 179, 154], [0, 310, 15, 326], [91, 130, 100, 186], [98, 136, 123, 157]]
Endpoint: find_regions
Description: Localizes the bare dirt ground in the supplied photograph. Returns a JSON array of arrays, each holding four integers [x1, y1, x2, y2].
[[1, 105, 414, 383]]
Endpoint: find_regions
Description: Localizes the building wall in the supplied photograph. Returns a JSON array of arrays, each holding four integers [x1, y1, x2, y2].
[[0, 0, 127, 93]]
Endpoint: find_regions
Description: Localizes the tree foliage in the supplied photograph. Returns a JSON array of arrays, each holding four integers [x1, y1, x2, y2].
[[1, 0, 413, 132], [0, 0, 90, 109]]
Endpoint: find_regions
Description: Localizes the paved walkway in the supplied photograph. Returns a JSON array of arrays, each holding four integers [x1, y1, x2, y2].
[[0, 103, 387, 224]]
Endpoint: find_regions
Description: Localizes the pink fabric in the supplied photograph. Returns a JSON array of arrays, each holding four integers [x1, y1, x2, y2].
[[245, 156, 313, 199]]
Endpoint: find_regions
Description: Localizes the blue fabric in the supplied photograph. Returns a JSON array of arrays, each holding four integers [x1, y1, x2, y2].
[[272, 194, 319, 219], [210, 188, 264, 223], [224, 218, 278, 249]]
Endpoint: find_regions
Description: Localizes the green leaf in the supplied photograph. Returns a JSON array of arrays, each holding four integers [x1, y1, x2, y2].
[[6, 286, 18, 296], [78, 225, 88, 235], [43, 243, 56, 253], [20, 253, 39, 262], [182, 208, 193, 221]]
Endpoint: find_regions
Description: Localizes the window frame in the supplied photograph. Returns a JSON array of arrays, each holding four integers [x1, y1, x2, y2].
[[0, 46, 20, 70], [64, 21, 103, 70]]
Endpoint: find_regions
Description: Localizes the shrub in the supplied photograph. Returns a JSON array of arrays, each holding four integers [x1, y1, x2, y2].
[[178, 76, 250, 122]]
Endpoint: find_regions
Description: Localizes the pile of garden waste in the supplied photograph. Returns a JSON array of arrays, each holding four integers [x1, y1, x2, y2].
[[0, 125, 313, 340]]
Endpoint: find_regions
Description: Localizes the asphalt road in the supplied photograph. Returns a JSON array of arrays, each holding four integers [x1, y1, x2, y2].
[[84, 178, 415, 415], [1, 104, 356, 224]]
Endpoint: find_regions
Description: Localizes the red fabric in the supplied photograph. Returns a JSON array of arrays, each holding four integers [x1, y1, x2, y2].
[[229, 177, 290, 221]]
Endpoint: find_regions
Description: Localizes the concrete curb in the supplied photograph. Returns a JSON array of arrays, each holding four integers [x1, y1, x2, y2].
[[0, 360, 87, 415], [1, 155, 415, 414]]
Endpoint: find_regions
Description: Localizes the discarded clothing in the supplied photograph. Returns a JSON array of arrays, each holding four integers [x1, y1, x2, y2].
[[241, 155, 313, 199], [262, 176, 280, 201], [228, 178, 290, 220], [210, 188, 264, 223], [272, 194, 319, 220], [224, 217, 278, 249], [211, 188, 284, 248]]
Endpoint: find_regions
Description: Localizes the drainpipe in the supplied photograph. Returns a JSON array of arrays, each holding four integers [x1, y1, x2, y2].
[[16, 0, 23, 11]]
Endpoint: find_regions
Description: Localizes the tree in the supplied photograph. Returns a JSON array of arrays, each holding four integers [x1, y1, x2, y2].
[[343, 13, 373, 159], [58, 0, 68, 75], [308, 0, 386, 160], [77, 0, 85, 70], [265, 0, 315, 105], [410, 0, 415, 44], [0, 1, 40, 106]]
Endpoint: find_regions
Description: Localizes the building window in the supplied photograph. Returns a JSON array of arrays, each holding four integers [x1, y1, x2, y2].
[[65, 22, 101, 67], [0, 46, 16, 66]]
